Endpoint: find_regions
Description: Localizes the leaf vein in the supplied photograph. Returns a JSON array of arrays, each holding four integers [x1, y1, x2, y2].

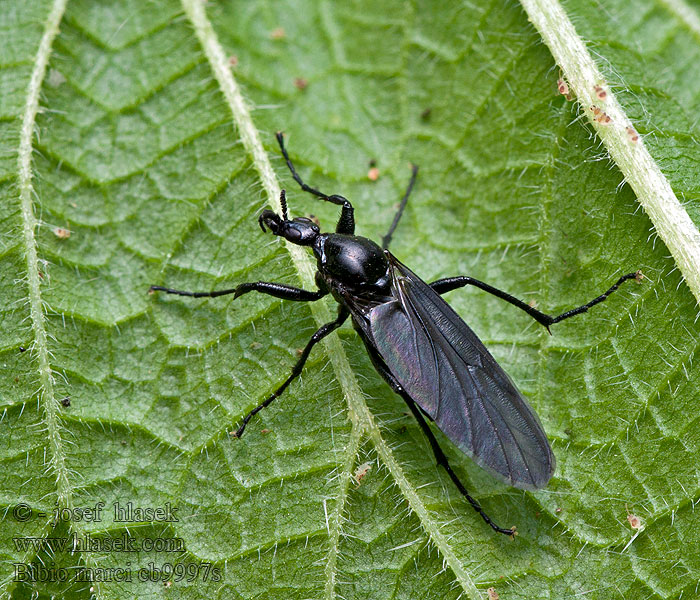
[[520, 0, 700, 307], [182, 1, 483, 596], [17, 0, 71, 508]]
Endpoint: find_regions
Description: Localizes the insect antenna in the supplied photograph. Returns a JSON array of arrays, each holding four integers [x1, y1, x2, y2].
[[280, 189, 289, 220]]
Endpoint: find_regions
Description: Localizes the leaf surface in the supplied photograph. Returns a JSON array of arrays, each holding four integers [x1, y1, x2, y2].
[[1, 1, 699, 599]]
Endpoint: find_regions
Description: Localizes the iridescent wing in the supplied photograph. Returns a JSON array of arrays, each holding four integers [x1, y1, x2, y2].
[[366, 254, 555, 489]]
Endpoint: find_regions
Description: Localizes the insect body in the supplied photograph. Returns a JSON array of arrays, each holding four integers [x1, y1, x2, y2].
[[150, 133, 642, 535]]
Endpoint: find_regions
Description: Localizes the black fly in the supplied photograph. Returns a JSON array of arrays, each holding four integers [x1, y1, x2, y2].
[[150, 133, 642, 536]]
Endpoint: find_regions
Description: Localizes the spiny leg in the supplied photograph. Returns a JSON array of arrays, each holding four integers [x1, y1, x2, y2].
[[365, 345, 515, 536], [276, 131, 331, 201], [429, 271, 643, 331], [233, 307, 349, 439], [382, 164, 419, 250], [404, 398, 516, 536], [275, 132, 355, 234], [149, 281, 327, 302]]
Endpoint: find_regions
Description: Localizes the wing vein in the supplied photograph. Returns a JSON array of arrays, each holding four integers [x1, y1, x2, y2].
[[368, 254, 554, 489], [397, 278, 451, 429]]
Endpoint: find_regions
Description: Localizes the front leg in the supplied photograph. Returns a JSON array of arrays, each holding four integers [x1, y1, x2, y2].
[[275, 132, 355, 234], [149, 281, 327, 302]]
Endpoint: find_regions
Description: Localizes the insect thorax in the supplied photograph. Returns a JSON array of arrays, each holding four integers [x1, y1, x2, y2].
[[314, 234, 390, 289]]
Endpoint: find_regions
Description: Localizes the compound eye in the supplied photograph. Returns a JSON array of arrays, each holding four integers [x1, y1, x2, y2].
[[293, 217, 312, 224], [285, 226, 302, 241]]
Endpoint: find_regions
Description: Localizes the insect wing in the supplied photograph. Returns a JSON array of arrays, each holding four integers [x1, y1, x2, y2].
[[368, 256, 555, 489]]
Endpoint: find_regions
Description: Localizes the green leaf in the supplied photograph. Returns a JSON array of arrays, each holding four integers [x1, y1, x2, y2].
[[1, 0, 699, 599]]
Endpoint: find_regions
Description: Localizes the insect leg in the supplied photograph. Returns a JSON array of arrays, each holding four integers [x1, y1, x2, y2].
[[276, 132, 355, 234], [403, 399, 516, 536], [233, 307, 349, 439], [382, 164, 418, 250], [364, 345, 515, 536], [149, 282, 327, 301], [429, 271, 643, 331]]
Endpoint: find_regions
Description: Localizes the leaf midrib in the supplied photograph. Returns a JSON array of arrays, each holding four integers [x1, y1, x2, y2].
[[181, 1, 485, 598], [520, 0, 700, 307]]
